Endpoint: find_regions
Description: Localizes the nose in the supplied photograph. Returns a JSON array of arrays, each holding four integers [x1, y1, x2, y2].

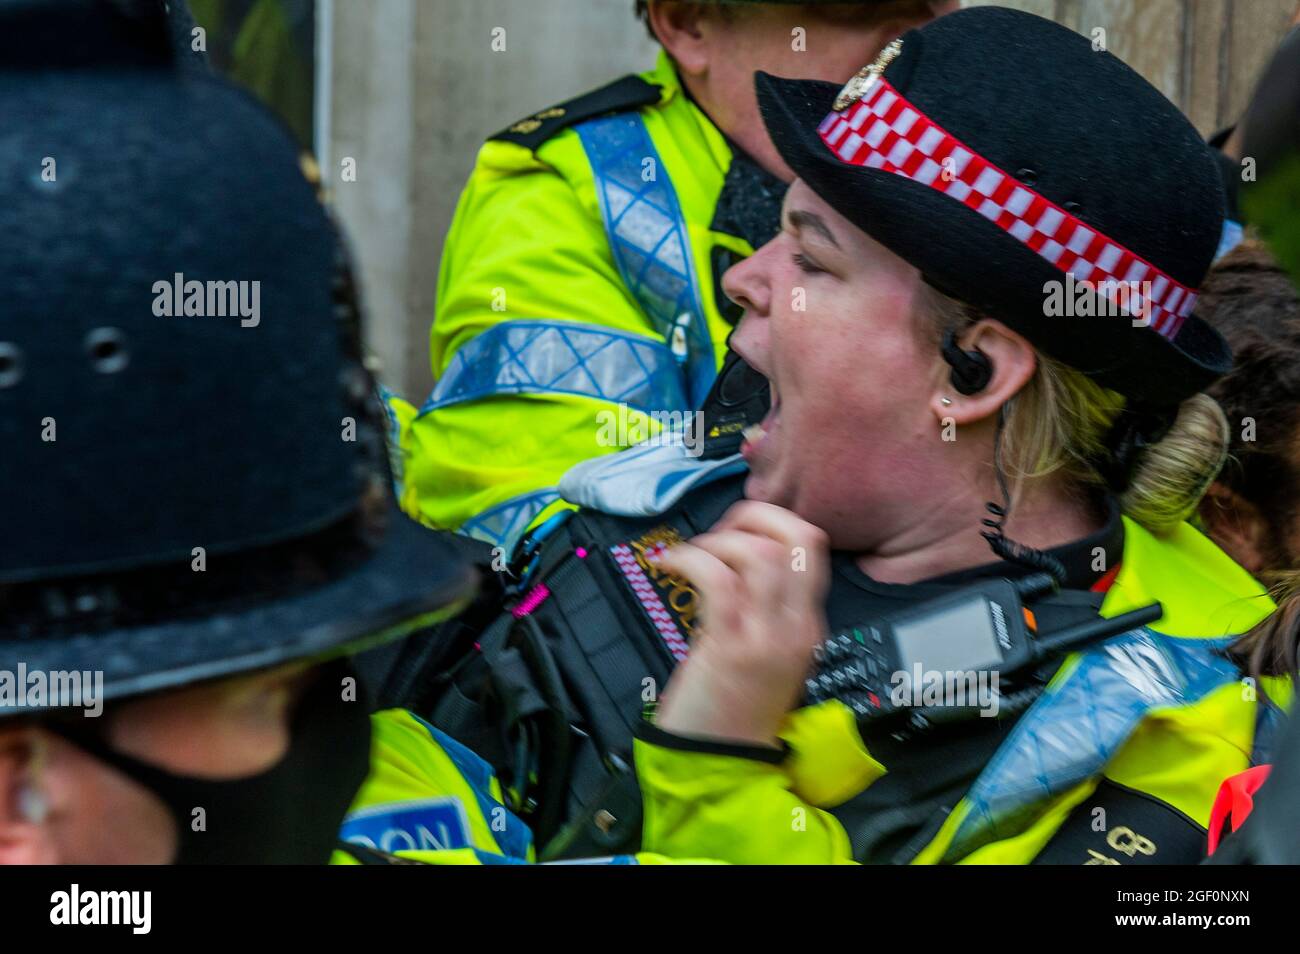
[[721, 243, 775, 372], [721, 243, 772, 318]]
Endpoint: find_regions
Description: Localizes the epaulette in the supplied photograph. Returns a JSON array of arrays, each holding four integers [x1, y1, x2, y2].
[[489, 74, 662, 151]]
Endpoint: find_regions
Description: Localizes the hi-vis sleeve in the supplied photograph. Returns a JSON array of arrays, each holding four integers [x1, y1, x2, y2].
[[402, 140, 675, 549], [634, 723, 859, 865], [333, 710, 720, 866]]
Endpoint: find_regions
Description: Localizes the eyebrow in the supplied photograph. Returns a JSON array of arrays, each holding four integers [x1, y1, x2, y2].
[[787, 209, 841, 250]]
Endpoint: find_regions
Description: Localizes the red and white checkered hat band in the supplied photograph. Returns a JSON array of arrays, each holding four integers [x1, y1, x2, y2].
[[818, 79, 1198, 340]]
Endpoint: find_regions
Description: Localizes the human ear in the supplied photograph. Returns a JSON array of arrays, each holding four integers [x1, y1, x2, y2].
[[929, 319, 1036, 426], [645, 1, 712, 76]]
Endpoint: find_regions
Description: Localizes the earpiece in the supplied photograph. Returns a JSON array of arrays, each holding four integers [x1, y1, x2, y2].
[[941, 330, 993, 395]]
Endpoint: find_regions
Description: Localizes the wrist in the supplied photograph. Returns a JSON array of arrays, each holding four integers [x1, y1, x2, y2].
[[639, 719, 786, 761], [655, 684, 784, 748]]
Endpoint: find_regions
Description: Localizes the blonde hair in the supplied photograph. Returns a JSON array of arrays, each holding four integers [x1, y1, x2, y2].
[[926, 289, 1230, 535]]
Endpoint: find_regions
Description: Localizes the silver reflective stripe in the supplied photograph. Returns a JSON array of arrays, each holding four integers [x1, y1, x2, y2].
[[945, 629, 1240, 862], [420, 320, 688, 417], [576, 111, 716, 407], [460, 488, 562, 551]]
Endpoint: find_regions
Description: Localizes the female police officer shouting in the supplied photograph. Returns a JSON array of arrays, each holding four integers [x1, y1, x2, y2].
[[635, 6, 1281, 864]]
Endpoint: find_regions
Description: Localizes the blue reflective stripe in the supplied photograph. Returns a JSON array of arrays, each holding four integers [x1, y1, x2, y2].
[[420, 320, 689, 417], [945, 629, 1241, 862], [377, 383, 403, 445], [542, 855, 639, 865], [470, 849, 637, 865], [410, 713, 534, 861], [512, 509, 577, 588], [460, 488, 562, 552], [1214, 218, 1244, 262], [576, 112, 715, 407], [377, 383, 406, 499], [472, 848, 530, 865], [339, 797, 473, 854]]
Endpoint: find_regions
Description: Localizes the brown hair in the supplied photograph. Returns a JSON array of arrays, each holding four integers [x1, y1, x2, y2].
[[1232, 571, 1300, 685], [1201, 241, 1300, 537], [1196, 240, 1300, 679]]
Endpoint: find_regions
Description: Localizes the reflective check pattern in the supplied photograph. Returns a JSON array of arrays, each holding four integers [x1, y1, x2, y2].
[[576, 112, 717, 407], [819, 79, 1199, 340], [420, 320, 688, 418], [460, 488, 561, 551]]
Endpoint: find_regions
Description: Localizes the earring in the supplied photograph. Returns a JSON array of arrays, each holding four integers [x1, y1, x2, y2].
[[16, 782, 48, 824], [941, 397, 953, 407], [15, 735, 49, 824]]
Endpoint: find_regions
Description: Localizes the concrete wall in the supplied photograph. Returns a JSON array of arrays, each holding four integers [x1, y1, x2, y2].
[[322, 0, 657, 404], [323, 0, 1296, 403], [972, 0, 1299, 134]]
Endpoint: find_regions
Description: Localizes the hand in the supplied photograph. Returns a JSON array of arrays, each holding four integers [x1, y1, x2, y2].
[[652, 500, 831, 748]]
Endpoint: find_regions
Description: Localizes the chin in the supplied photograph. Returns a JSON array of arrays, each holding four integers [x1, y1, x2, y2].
[[742, 469, 774, 505], [742, 468, 792, 511]]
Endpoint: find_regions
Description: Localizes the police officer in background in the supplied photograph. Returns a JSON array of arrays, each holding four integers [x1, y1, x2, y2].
[[0, 0, 706, 867], [393, 0, 953, 551], [1195, 19, 1300, 864], [0, 0, 466, 864]]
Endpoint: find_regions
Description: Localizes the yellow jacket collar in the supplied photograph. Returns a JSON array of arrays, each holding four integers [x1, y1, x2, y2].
[[644, 50, 736, 179], [1104, 516, 1274, 638]]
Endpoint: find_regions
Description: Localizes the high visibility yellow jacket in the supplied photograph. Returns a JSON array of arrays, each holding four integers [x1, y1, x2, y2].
[[331, 708, 704, 865], [394, 53, 772, 550], [633, 518, 1290, 864]]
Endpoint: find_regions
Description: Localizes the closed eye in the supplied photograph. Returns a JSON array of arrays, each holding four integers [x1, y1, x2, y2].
[[792, 253, 825, 275]]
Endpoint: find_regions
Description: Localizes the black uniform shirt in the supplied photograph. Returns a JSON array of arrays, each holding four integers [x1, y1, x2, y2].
[[821, 497, 1125, 863]]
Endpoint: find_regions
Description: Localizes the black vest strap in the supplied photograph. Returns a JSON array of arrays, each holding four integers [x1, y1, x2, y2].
[[1031, 779, 1207, 865]]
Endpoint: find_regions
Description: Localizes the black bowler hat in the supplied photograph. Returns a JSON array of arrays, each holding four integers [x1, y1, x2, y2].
[[0, 4, 476, 713], [756, 5, 1232, 409]]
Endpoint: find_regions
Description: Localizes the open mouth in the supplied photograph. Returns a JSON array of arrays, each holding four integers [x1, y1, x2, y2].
[[741, 381, 780, 461]]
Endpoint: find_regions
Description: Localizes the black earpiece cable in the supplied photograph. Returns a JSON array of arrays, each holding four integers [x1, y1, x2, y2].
[[981, 406, 1068, 585]]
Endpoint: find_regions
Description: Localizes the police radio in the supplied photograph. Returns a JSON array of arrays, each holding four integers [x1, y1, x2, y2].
[[805, 572, 1163, 730]]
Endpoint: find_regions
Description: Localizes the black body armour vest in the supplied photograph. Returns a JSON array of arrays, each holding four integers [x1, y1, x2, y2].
[[377, 472, 1129, 862]]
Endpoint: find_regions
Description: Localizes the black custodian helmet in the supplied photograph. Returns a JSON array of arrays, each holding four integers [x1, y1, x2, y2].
[[0, 0, 476, 713]]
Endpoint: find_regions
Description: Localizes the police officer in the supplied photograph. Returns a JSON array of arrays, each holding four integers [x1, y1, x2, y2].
[[1201, 18, 1300, 866], [635, 5, 1291, 865], [394, 0, 952, 551], [0, 1, 697, 867], [410, 5, 1287, 865]]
